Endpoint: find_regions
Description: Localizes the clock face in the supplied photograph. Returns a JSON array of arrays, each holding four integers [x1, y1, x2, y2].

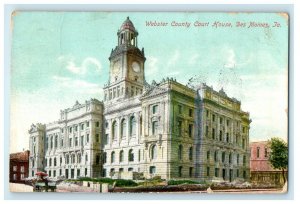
[[112, 61, 120, 75], [131, 61, 140, 73]]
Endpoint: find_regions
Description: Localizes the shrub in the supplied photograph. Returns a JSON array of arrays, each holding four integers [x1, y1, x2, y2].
[[167, 180, 204, 185]]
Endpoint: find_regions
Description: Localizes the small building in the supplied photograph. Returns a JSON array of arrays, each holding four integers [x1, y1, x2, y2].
[[250, 141, 286, 186], [10, 150, 30, 183]]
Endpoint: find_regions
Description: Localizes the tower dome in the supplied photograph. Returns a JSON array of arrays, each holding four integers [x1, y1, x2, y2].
[[119, 16, 136, 32]]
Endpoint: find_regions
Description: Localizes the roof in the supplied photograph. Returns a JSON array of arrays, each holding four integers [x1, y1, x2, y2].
[[10, 150, 30, 162], [120, 17, 136, 32]]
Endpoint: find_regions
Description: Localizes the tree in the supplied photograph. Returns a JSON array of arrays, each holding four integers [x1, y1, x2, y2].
[[268, 138, 288, 183]]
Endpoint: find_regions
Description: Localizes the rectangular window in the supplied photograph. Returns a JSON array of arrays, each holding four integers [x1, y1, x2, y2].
[[96, 121, 100, 127], [86, 134, 89, 143], [69, 127, 72, 133], [96, 155, 100, 165], [212, 114, 215, 122], [189, 167, 193, 178], [152, 121, 158, 135], [13, 174, 17, 181], [96, 134, 99, 143], [150, 166, 156, 174], [178, 121, 182, 136], [21, 173, 25, 180], [207, 151, 210, 160], [75, 125, 78, 132], [242, 138, 245, 149], [81, 136, 84, 146], [60, 169, 62, 176], [81, 123, 84, 130], [178, 105, 182, 114], [215, 168, 219, 177], [152, 105, 158, 114], [264, 148, 268, 158], [13, 166, 17, 171], [212, 128, 215, 139], [257, 147, 260, 158], [54, 170, 56, 177], [86, 121, 89, 128], [75, 137, 78, 146], [77, 169, 80, 177], [178, 166, 182, 177], [205, 126, 208, 136], [20, 166, 24, 172], [188, 124, 193, 137], [226, 120, 230, 126], [207, 167, 210, 176], [189, 109, 193, 117], [104, 134, 108, 145], [219, 131, 223, 141], [69, 138, 72, 147]]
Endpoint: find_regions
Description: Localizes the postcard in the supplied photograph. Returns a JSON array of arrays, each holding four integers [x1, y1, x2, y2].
[[9, 12, 288, 193]]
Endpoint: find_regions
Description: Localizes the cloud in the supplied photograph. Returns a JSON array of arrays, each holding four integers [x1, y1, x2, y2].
[[224, 48, 236, 68], [52, 75, 102, 96], [167, 50, 180, 67], [58, 55, 102, 75], [188, 53, 200, 65], [145, 56, 159, 76]]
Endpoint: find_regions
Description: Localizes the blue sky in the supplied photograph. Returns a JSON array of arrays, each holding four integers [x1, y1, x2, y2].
[[10, 12, 288, 153]]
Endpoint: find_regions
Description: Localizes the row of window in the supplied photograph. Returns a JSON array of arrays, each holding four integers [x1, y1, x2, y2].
[[104, 85, 143, 101], [177, 121, 194, 137], [177, 104, 194, 117], [33, 168, 89, 179], [103, 145, 193, 164], [253, 147, 268, 158], [12, 165, 25, 172], [44, 153, 100, 167], [45, 133, 102, 150], [207, 167, 247, 179], [110, 116, 141, 140], [205, 110, 248, 133], [207, 150, 247, 166]]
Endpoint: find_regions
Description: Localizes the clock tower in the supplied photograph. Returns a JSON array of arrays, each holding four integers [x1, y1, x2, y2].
[[104, 17, 146, 102]]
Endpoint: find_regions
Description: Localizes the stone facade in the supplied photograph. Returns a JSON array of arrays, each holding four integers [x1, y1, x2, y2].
[[29, 99, 103, 179], [28, 17, 251, 182]]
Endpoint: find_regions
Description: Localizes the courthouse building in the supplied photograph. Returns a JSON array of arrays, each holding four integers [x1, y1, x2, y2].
[[28, 17, 251, 182]]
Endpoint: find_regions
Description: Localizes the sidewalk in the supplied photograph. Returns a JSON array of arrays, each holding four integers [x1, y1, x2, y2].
[[9, 183, 33, 192]]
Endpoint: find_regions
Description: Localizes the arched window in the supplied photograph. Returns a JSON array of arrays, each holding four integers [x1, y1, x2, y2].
[[66, 155, 69, 164], [151, 145, 157, 160], [119, 150, 124, 162], [178, 145, 183, 160], [112, 121, 117, 140], [128, 149, 134, 162], [72, 154, 76, 163], [121, 119, 126, 138], [130, 116, 136, 136], [111, 151, 115, 163], [77, 154, 81, 163], [214, 151, 218, 162], [222, 152, 226, 163], [189, 147, 193, 161], [139, 117, 142, 135], [55, 135, 58, 148]]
